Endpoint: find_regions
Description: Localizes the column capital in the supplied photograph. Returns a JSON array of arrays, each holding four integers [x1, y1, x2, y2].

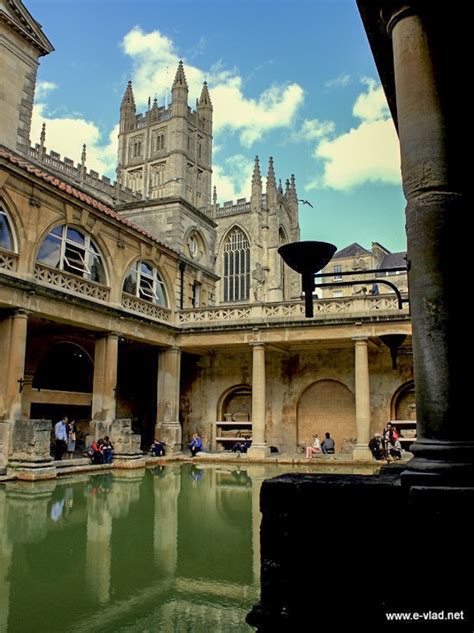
[[352, 336, 369, 343], [250, 342, 266, 349], [163, 345, 181, 355], [12, 308, 30, 319], [381, 4, 416, 38]]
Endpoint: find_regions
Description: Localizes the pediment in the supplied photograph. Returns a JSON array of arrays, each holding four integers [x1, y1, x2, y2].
[[0, 0, 54, 55]]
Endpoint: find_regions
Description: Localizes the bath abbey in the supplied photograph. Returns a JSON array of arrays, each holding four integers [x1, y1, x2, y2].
[[0, 0, 413, 476]]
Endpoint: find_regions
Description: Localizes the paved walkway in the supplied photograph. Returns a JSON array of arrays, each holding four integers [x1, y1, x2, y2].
[[0, 451, 411, 482]]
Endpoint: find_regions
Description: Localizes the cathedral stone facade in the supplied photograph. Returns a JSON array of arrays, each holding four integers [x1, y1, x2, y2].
[[0, 0, 413, 477]]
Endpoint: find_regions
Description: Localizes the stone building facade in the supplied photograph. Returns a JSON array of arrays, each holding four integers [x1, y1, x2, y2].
[[0, 0, 413, 476]]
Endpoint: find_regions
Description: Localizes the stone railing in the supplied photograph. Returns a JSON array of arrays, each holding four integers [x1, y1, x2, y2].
[[121, 293, 171, 323], [34, 263, 110, 301], [179, 295, 409, 327], [215, 200, 251, 217], [0, 248, 19, 273]]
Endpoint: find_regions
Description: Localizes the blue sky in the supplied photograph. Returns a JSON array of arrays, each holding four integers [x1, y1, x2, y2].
[[28, 0, 407, 253]]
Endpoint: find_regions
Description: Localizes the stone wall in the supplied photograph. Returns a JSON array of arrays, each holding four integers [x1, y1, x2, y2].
[[180, 345, 414, 453]]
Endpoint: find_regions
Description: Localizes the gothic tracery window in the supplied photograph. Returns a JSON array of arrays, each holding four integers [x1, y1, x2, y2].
[[223, 227, 250, 302], [36, 224, 106, 284], [123, 260, 167, 306]]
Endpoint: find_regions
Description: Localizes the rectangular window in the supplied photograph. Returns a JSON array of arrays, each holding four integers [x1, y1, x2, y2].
[[333, 265, 342, 280]]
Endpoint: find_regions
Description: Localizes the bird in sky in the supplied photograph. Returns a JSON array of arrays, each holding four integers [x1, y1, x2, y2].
[[298, 199, 314, 208]]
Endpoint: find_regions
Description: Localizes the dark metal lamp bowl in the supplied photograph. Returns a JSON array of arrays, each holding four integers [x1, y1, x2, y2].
[[278, 241, 337, 317]]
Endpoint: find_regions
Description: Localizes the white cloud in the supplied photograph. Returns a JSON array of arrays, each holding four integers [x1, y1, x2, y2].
[[35, 81, 57, 100], [213, 154, 253, 202], [315, 119, 400, 190], [325, 74, 350, 89], [212, 79, 304, 147], [294, 118, 335, 142], [31, 103, 118, 177], [352, 77, 389, 122], [121, 26, 304, 148], [309, 78, 400, 191]]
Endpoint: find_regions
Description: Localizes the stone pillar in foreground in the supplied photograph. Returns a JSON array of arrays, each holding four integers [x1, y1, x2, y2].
[[155, 346, 182, 453], [91, 332, 118, 426], [385, 7, 471, 482], [247, 343, 270, 459], [352, 337, 373, 461]]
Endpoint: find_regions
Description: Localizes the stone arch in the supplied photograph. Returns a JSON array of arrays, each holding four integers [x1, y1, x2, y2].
[[297, 379, 356, 452], [217, 384, 252, 421], [391, 380, 416, 421], [33, 341, 93, 392], [218, 223, 251, 255]]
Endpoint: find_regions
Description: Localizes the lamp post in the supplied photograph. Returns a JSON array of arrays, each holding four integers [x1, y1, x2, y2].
[[278, 241, 337, 317]]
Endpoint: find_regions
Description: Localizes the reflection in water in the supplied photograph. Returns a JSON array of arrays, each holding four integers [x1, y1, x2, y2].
[[0, 462, 378, 632]]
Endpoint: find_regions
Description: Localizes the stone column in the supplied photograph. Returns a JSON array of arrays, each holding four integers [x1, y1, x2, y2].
[[155, 346, 182, 453], [386, 8, 471, 481], [91, 332, 118, 434], [247, 343, 270, 459], [5, 310, 28, 421], [352, 337, 373, 461], [0, 310, 28, 467]]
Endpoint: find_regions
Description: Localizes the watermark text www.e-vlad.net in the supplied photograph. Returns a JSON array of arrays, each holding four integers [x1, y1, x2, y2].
[[385, 610, 466, 623]]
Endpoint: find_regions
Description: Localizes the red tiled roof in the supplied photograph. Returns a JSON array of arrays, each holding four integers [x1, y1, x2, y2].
[[0, 145, 179, 257]]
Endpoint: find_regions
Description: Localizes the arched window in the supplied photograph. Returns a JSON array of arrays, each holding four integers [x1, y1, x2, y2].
[[36, 225, 106, 284], [0, 204, 15, 251], [223, 227, 250, 302], [123, 260, 167, 306]]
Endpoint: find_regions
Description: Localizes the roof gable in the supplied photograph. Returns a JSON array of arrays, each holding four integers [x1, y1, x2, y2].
[[0, 0, 54, 55], [333, 242, 371, 260]]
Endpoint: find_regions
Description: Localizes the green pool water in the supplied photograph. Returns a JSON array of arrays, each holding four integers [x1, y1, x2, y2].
[[0, 462, 378, 632]]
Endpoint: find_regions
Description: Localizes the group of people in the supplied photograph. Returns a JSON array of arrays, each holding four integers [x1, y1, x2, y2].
[[54, 416, 77, 461], [305, 432, 335, 458], [369, 423, 403, 461], [87, 437, 114, 464]]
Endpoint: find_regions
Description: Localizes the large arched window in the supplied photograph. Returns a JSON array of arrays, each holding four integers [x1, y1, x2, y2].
[[223, 227, 250, 302], [36, 225, 106, 284], [0, 204, 15, 251], [123, 260, 167, 306]]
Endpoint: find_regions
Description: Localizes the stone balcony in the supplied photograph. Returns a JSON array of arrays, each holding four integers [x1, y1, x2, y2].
[[178, 295, 410, 330]]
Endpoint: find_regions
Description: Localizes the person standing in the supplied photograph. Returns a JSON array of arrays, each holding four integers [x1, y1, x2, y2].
[[54, 415, 68, 461], [65, 419, 77, 460]]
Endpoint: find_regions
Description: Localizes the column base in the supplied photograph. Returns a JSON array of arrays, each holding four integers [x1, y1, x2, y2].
[[401, 438, 474, 486], [155, 422, 182, 454], [113, 456, 147, 469], [8, 460, 57, 480], [352, 445, 373, 461], [247, 444, 271, 459]]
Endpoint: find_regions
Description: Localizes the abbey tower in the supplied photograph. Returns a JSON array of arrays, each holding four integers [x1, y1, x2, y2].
[[116, 62, 301, 306]]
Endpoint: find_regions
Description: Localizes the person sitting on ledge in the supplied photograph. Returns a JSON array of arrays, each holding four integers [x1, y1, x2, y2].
[[102, 436, 114, 464], [306, 434, 322, 458], [368, 433, 384, 461], [151, 438, 166, 457], [231, 439, 252, 453], [188, 432, 203, 457], [321, 432, 335, 454]]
